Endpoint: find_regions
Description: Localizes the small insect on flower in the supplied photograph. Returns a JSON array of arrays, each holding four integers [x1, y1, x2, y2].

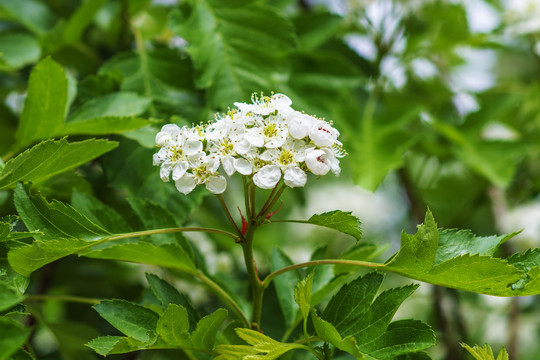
[[153, 92, 345, 194]]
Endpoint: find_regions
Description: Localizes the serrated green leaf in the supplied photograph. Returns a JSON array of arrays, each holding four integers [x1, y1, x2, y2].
[[127, 197, 193, 254], [294, 272, 313, 322], [0, 138, 118, 190], [15, 57, 68, 148], [71, 191, 131, 234], [341, 284, 419, 341], [145, 273, 200, 330], [359, 320, 435, 359], [85, 336, 150, 356], [322, 272, 384, 332], [317, 274, 433, 359], [82, 242, 196, 273], [8, 238, 92, 277], [270, 248, 300, 329], [386, 210, 438, 274], [191, 308, 228, 351], [461, 343, 509, 360], [233, 328, 301, 359], [308, 210, 363, 241], [0, 318, 31, 360], [156, 304, 191, 347], [436, 229, 518, 265], [169, 0, 295, 107], [311, 311, 363, 359], [93, 300, 159, 342], [423, 254, 523, 296], [13, 183, 109, 241]]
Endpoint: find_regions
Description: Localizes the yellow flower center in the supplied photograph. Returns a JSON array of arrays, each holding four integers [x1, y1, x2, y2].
[[264, 123, 278, 138]]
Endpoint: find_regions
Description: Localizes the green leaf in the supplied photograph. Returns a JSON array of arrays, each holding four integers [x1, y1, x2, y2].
[[67, 92, 151, 123], [233, 328, 301, 359], [0, 318, 31, 360], [0, 33, 41, 69], [99, 48, 198, 115], [436, 229, 518, 265], [169, 0, 295, 107], [0, 138, 118, 190], [191, 308, 228, 351], [13, 183, 109, 241], [270, 248, 300, 329], [8, 185, 197, 276], [145, 273, 200, 330], [7, 348, 35, 360], [461, 343, 509, 360], [82, 242, 196, 274], [381, 211, 536, 296], [317, 274, 434, 359], [0, 0, 56, 36], [85, 336, 150, 356], [8, 238, 91, 277], [93, 299, 159, 342], [294, 272, 313, 322], [156, 304, 191, 347], [359, 320, 435, 359], [71, 191, 131, 235], [59, 116, 151, 137], [127, 197, 192, 252], [311, 311, 363, 359], [0, 282, 23, 312], [350, 103, 420, 191], [322, 272, 384, 332], [62, 0, 107, 44], [15, 58, 68, 148], [432, 121, 526, 188], [308, 210, 363, 241], [386, 210, 438, 275]]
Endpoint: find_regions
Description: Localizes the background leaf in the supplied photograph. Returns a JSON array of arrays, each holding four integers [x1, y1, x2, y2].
[[0, 139, 118, 190], [93, 299, 159, 342], [308, 210, 363, 241]]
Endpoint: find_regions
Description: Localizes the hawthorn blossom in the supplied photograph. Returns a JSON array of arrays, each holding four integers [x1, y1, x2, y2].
[[153, 92, 345, 195]]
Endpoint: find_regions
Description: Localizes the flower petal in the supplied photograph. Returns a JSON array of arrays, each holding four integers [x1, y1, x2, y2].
[[234, 158, 252, 175], [284, 167, 307, 187], [206, 175, 227, 194], [175, 173, 197, 194], [253, 165, 282, 189]]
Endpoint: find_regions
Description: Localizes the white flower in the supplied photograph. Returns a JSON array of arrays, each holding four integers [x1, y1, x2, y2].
[[259, 138, 308, 171], [234, 93, 293, 116], [244, 115, 289, 149], [155, 124, 181, 146], [309, 120, 340, 148], [253, 165, 282, 189], [305, 148, 340, 176], [286, 111, 317, 139], [154, 92, 344, 195], [284, 167, 307, 187]]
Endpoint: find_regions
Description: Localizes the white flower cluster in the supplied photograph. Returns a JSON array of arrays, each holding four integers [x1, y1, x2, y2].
[[153, 93, 344, 195]]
